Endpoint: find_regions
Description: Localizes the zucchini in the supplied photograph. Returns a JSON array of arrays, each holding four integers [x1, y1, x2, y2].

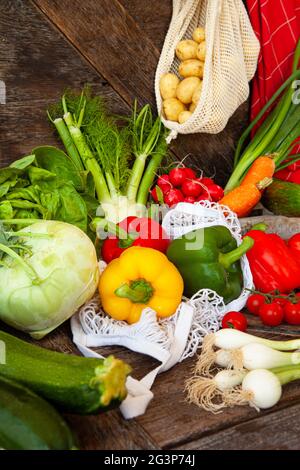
[[0, 330, 131, 414], [262, 179, 300, 216], [0, 376, 76, 450]]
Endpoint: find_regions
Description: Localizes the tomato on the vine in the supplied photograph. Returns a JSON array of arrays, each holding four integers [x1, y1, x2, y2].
[[284, 302, 300, 325], [259, 302, 284, 326], [246, 294, 266, 315], [221, 311, 248, 331]]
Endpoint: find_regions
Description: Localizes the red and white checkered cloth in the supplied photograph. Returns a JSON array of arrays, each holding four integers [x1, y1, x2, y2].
[[247, 0, 300, 137]]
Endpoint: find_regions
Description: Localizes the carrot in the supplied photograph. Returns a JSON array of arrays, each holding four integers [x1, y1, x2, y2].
[[219, 178, 272, 218], [241, 155, 275, 187]]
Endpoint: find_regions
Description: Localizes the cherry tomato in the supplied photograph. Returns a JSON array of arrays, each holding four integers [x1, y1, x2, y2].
[[289, 169, 300, 184], [169, 167, 187, 187], [259, 302, 284, 326], [184, 196, 196, 203], [157, 174, 172, 193], [164, 188, 184, 206], [207, 184, 224, 202], [246, 294, 266, 315], [284, 302, 300, 325], [273, 294, 290, 308], [182, 179, 202, 197], [222, 311, 248, 331], [184, 168, 197, 180]]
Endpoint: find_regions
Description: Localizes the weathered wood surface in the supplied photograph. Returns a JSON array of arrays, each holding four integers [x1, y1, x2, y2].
[[0, 0, 299, 451]]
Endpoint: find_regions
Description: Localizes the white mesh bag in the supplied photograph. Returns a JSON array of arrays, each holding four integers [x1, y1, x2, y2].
[[71, 202, 253, 419], [155, 0, 260, 140]]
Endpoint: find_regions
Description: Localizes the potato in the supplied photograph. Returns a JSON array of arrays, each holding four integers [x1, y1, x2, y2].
[[197, 41, 206, 61], [178, 111, 192, 124], [192, 81, 203, 104], [178, 59, 204, 78], [163, 98, 186, 121], [189, 102, 197, 113], [176, 77, 201, 104], [175, 39, 198, 61], [159, 73, 180, 100], [193, 27, 205, 43]]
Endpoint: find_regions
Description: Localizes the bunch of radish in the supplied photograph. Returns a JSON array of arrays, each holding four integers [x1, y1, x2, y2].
[[151, 166, 224, 206]]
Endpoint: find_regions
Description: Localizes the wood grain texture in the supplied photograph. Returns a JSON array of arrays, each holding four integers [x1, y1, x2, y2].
[[175, 403, 300, 450], [0, 0, 128, 167], [32, 0, 249, 185]]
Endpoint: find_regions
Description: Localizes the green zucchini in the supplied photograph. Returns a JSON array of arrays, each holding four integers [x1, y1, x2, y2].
[[0, 376, 76, 450], [262, 179, 300, 216], [0, 330, 131, 414]]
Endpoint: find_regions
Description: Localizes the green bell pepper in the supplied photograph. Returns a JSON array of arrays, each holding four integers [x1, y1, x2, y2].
[[166, 226, 254, 304]]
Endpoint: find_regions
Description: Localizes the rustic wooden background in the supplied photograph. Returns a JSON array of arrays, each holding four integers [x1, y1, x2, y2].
[[1, 0, 300, 450]]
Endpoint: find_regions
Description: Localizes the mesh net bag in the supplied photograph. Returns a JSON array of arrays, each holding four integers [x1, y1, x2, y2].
[[71, 201, 253, 419], [155, 0, 260, 140]]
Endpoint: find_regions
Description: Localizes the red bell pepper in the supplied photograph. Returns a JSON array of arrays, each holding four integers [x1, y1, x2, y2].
[[101, 216, 170, 263], [245, 225, 300, 293]]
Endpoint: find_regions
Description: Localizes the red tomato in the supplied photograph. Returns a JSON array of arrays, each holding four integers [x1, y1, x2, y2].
[[284, 302, 300, 325], [246, 294, 266, 315], [184, 196, 196, 203], [164, 189, 184, 206], [273, 294, 290, 308], [289, 169, 300, 184], [182, 179, 202, 197], [222, 311, 248, 331], [207, 184, 224, 202], [157, 174, 172, 193], [259, 302, 284, 326], [169, 167, 187, 187], [184, 168, 197, 180]]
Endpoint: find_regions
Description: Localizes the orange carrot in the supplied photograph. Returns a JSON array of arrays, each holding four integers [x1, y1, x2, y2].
[[219, 178, 272, 217], [241, 155, 275, 187]]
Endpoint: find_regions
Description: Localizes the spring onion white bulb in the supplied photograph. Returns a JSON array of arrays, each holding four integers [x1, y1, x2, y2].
[[242, 369, 282, 409]]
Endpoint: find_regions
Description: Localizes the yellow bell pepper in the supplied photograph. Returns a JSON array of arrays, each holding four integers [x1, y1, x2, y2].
[[99, 246, 184, 324]]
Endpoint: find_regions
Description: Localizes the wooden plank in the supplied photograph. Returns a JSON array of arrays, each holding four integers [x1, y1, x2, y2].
[[32, 0, 249, 185], [0, 0, 128, 167], [118, 0, 172, 50], [175, 403, 300, 450]]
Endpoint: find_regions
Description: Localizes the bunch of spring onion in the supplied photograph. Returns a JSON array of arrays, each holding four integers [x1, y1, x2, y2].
[[48, 88, 167, 224], [186, 329, 300, 413], [225, 39, 300, 192]]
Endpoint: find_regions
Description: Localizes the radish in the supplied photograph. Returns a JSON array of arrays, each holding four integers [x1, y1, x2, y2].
[[207, 184, 224, 202], [184, 168, 196, 179], [157, 174, 172, 193], [169, 168, 187, 187], [164, 188, 184, 206], [182, 179, 202, 197]]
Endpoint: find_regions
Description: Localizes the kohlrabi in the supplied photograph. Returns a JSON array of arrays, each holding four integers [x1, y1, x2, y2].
[[0, 220, 99, 339]]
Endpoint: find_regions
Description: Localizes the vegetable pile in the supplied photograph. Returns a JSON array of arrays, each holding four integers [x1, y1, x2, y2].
[[160, 27, 205, 123]]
